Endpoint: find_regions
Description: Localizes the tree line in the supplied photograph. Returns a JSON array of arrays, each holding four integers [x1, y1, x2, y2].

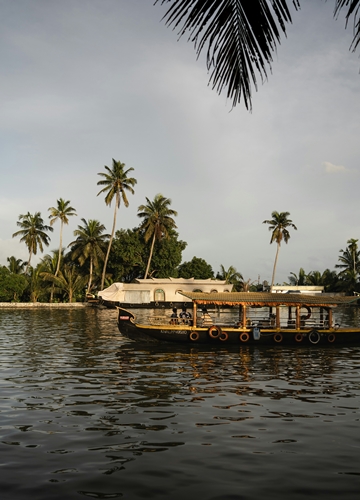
[[1, 160, 359, 301]]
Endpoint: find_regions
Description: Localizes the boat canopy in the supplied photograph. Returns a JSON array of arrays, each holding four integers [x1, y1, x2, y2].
[[178, 291, 359, 308]]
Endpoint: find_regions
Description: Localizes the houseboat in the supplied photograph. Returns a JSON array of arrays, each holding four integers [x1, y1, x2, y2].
[[116, 291, 360, 345], [98, 278, 232, 308]]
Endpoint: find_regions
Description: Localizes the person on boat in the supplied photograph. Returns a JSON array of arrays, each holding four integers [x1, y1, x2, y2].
[[200, 307, 213, 326], [179, 307, 192, 324], [170, 307, 179, 325]]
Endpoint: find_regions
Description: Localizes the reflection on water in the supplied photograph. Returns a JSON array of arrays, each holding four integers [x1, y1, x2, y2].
[[1, 308, 360, 500]]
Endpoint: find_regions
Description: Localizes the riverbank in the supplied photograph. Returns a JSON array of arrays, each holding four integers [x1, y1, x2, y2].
[[0, 302, 95, 308]]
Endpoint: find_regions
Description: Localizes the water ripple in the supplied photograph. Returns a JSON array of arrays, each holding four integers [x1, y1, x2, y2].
[[1, 308, 360, 499]]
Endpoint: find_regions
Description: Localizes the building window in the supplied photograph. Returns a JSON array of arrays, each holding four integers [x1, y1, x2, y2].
[[154, 289, 165, 302]]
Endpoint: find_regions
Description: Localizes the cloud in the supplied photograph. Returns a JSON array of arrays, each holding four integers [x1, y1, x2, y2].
[[322, 161, 355, 174]]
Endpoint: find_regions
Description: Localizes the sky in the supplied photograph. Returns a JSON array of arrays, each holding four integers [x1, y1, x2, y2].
[[0, 0, 359, 286]]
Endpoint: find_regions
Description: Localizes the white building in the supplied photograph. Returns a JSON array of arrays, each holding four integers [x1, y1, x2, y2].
[[272, 286, 324, 294]]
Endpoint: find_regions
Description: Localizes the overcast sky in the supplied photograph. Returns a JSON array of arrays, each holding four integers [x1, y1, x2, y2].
[[0, 0, 359, 285]]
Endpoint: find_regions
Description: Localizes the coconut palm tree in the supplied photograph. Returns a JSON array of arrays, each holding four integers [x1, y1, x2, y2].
[[287, 267, 307, 286], [40, 250, 62, 302], [155, 0, 360, 109], [12, 212, 53, 273], [41, 264, 88, 303], [336, 238, 360, 275], [69, 219, 109, 294], [7, 256, 26, 274], [263, 211, 297, 292], [306, 269, 341, 293], [217, 264, 244, 291], [97, 159, 137, 290], [48, 198, 77, 276], [138, 193, 178, 279]]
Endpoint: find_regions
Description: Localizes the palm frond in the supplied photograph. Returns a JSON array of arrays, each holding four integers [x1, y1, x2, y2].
[[156, 0, 360, 108], [156, 0, 300, 109], [334, 0, 360, 50]]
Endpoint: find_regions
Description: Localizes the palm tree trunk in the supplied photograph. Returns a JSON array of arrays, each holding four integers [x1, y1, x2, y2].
[[55, 221, 63, 277], [87, 257, 93, 294], [270, 243, 280, 292], [101, 199, 118, 290], [25, 248, 33, 274], [144, 232, 156, 279]]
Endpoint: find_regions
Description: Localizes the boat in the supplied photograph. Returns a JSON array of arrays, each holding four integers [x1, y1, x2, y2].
[[98, 278, 232, 308], [116, 291, 360, 345]]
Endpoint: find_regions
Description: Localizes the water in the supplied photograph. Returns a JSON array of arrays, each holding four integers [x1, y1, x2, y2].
[[1, 308, 360, 500]]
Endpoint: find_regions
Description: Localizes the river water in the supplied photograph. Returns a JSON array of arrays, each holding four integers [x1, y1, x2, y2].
[[1, 307, 360, 500]]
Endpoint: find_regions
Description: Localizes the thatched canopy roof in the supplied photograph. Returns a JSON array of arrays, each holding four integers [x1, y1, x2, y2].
[[179, 292, 359, 308]]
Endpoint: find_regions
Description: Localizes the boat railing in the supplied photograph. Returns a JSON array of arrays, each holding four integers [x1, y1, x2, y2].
[[146, 311, 333, 330]]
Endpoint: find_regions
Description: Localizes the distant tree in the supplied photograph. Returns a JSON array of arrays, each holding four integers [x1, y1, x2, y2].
[[155, 0, 360, 109], [306, 269, 341, 293], [7, 256, 26, 274], [336, 238, 360, 275], [147, 228, 187, 278], [42, 264, 88, 303], [216, 264, 244, 291], [335, 238, 360, 294], [108, 228, 146, 282], [108, 227, 187, 282], [12, 212, 53, 273], [27, 263, 49, 302], [263, 211, 297, 292], [48, 198, 77, 276], [241, 278, 258, 292], [137, 193, 178, 279], [97, 159, 137, 290], [69, 219, 109, 293], [178, 256, 214, 279], [287, 267, 307, 286], [0, 266, 28, 301], [41, 250, 62, 302]]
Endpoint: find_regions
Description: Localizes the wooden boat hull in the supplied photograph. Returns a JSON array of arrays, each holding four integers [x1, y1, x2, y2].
[[117, 308, 360, 346]]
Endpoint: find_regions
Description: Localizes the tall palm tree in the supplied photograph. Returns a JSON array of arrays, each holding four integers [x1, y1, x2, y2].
[[155, 0, 360, 109], [12, 212, 53, 274], [263, 211, 297, 292], [48, 198, 77, 276], [97, 159, 137, 290], [137, 193, 178, 279], [69, 219, 109, 294]]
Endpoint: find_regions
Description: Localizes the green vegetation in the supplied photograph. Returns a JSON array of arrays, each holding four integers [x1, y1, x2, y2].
[[4, 161, 360, 302], [12, 212, 53, 273], [97, 159, 137, 290], [178, 257, 214, 280], [137, 193, 178, 279], [263, 211, 297, 292], [69, 219, 109, 294], [48, 198, 77, 277]]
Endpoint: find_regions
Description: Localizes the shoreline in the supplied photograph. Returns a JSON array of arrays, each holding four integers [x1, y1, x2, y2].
[[0, 302, 96, 309]]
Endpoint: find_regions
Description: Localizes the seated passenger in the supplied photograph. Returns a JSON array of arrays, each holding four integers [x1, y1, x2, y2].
[[179, 307, 192, 324], [200, 307, 213, 326], [170, 307, 178, 325]]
